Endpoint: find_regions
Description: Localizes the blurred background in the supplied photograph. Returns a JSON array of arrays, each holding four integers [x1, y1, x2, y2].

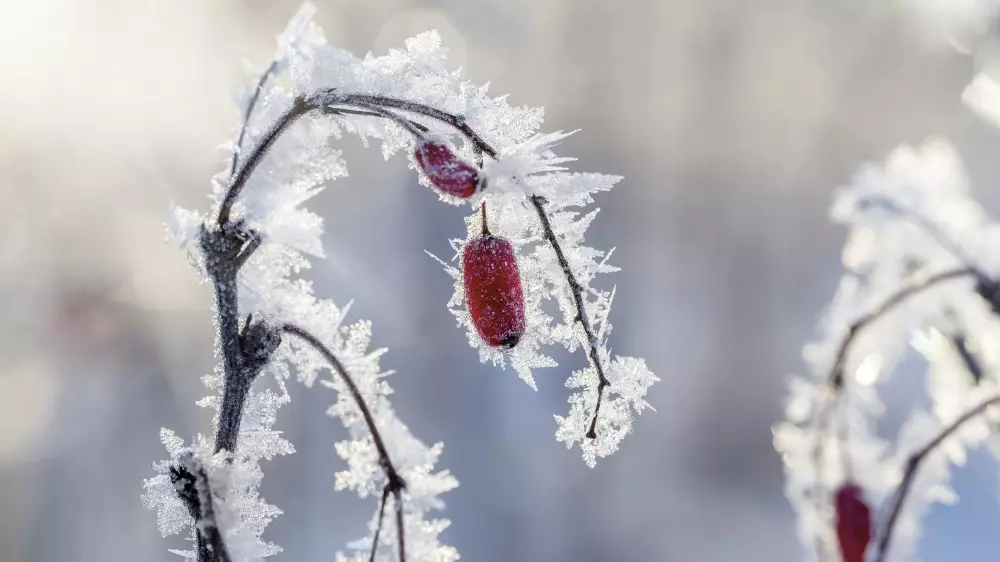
[[4, 0, 1000, 560]]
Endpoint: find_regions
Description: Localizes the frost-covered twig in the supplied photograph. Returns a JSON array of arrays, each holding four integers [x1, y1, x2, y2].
[[527, 194, 610, 437], [280, 323, 407, 562], [824, 267, 977, 391], [874, 395, 1000, 562], [200, 223, 281, 455], [171, 452, 231, 562], [231, 60, 280, 178]]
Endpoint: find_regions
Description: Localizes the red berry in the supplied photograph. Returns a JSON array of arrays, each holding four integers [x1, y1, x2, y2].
[[414, 140, 480, 199], [834, 483, 872, 562], [462, 234, 526, 348]]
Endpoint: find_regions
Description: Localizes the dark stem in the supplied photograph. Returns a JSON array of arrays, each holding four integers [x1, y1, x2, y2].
[[951, 333, 984, 384], [335, 93, 497, 158], [218, 91, 438, 228], [170, 452, 232, 562], [280, 323, 407, 562], [325, 106, 430, 133], [218, 97, 313, 227], [394, 487, 405, 562], [825, 267, 976, 390], [873, 395, 1000, 562], [368, 485, 392, 562], [529, 195, 609, 438], [481, 202, 490, 236], [230, 60, 280, 179], [327, 101, 428, 138], [199, 223, 279, 459]]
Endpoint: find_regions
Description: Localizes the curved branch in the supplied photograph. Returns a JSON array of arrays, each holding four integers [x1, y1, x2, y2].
[[280, 323, 407, 562], [218, 96, 315, 227], [230, 60, 280, 179], [337, 93, 498, 159], [825, 267, 976, 390], [221, 89, 615, 439], [873, 395, 1000, 562]]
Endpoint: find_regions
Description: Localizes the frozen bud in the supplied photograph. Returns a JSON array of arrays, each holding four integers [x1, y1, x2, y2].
[[414, 140, 481, 199], [462, 235, 525, 348], [834, 483, 872, 562]]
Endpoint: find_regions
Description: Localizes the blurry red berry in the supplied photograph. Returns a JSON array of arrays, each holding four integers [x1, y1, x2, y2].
[[835, 483, 872, 562], [414, 140, 480, 199], [462, 234, 526, 348]]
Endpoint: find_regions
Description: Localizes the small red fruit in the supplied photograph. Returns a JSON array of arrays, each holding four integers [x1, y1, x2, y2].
[[462, 234, 526, 348], [414, 140, 480, 199], [834, 483, 872, 562]]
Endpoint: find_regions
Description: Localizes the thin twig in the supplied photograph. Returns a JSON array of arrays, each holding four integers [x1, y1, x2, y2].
[[529, 195, 610, 438], [230, 60, 280, 179], [368, 485, 392, 562], [218, 97, 314, 227], [280, 323, 407, 562], [171, 453, 232, 562], [336, 93, 497, 158], [873, 395, 1000, 562], [328, 101, 428, 138]]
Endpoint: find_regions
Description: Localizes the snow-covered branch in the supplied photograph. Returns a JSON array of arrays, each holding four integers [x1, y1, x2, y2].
[[144, 2, 658, 560]]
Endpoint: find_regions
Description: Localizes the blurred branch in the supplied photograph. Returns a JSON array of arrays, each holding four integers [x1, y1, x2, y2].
[[811, 266, 978, 558], [874, 395, 1000, 562]]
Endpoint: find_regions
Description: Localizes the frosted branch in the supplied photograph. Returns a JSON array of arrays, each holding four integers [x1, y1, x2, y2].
[[199, 222, 281, 454], [231, 60, 281, 178], [280, 323, 407, 562], [170, 452, 231, 562], [825, 267, 976, 392], [874, 395, 1000, 562]]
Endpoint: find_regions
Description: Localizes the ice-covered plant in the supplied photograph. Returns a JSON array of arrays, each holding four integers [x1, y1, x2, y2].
[[141, 4, 658, 561], [775, 5, 1000, 561]]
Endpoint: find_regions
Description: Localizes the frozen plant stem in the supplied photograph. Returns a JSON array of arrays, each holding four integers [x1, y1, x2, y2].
[[230, 60, 280, 178], [170, 452, 232, 562], [216, 89, 614, 439], [873, 395, 1000, 562], [528, 194, 609, 438], [280, 323, 407, 562]]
